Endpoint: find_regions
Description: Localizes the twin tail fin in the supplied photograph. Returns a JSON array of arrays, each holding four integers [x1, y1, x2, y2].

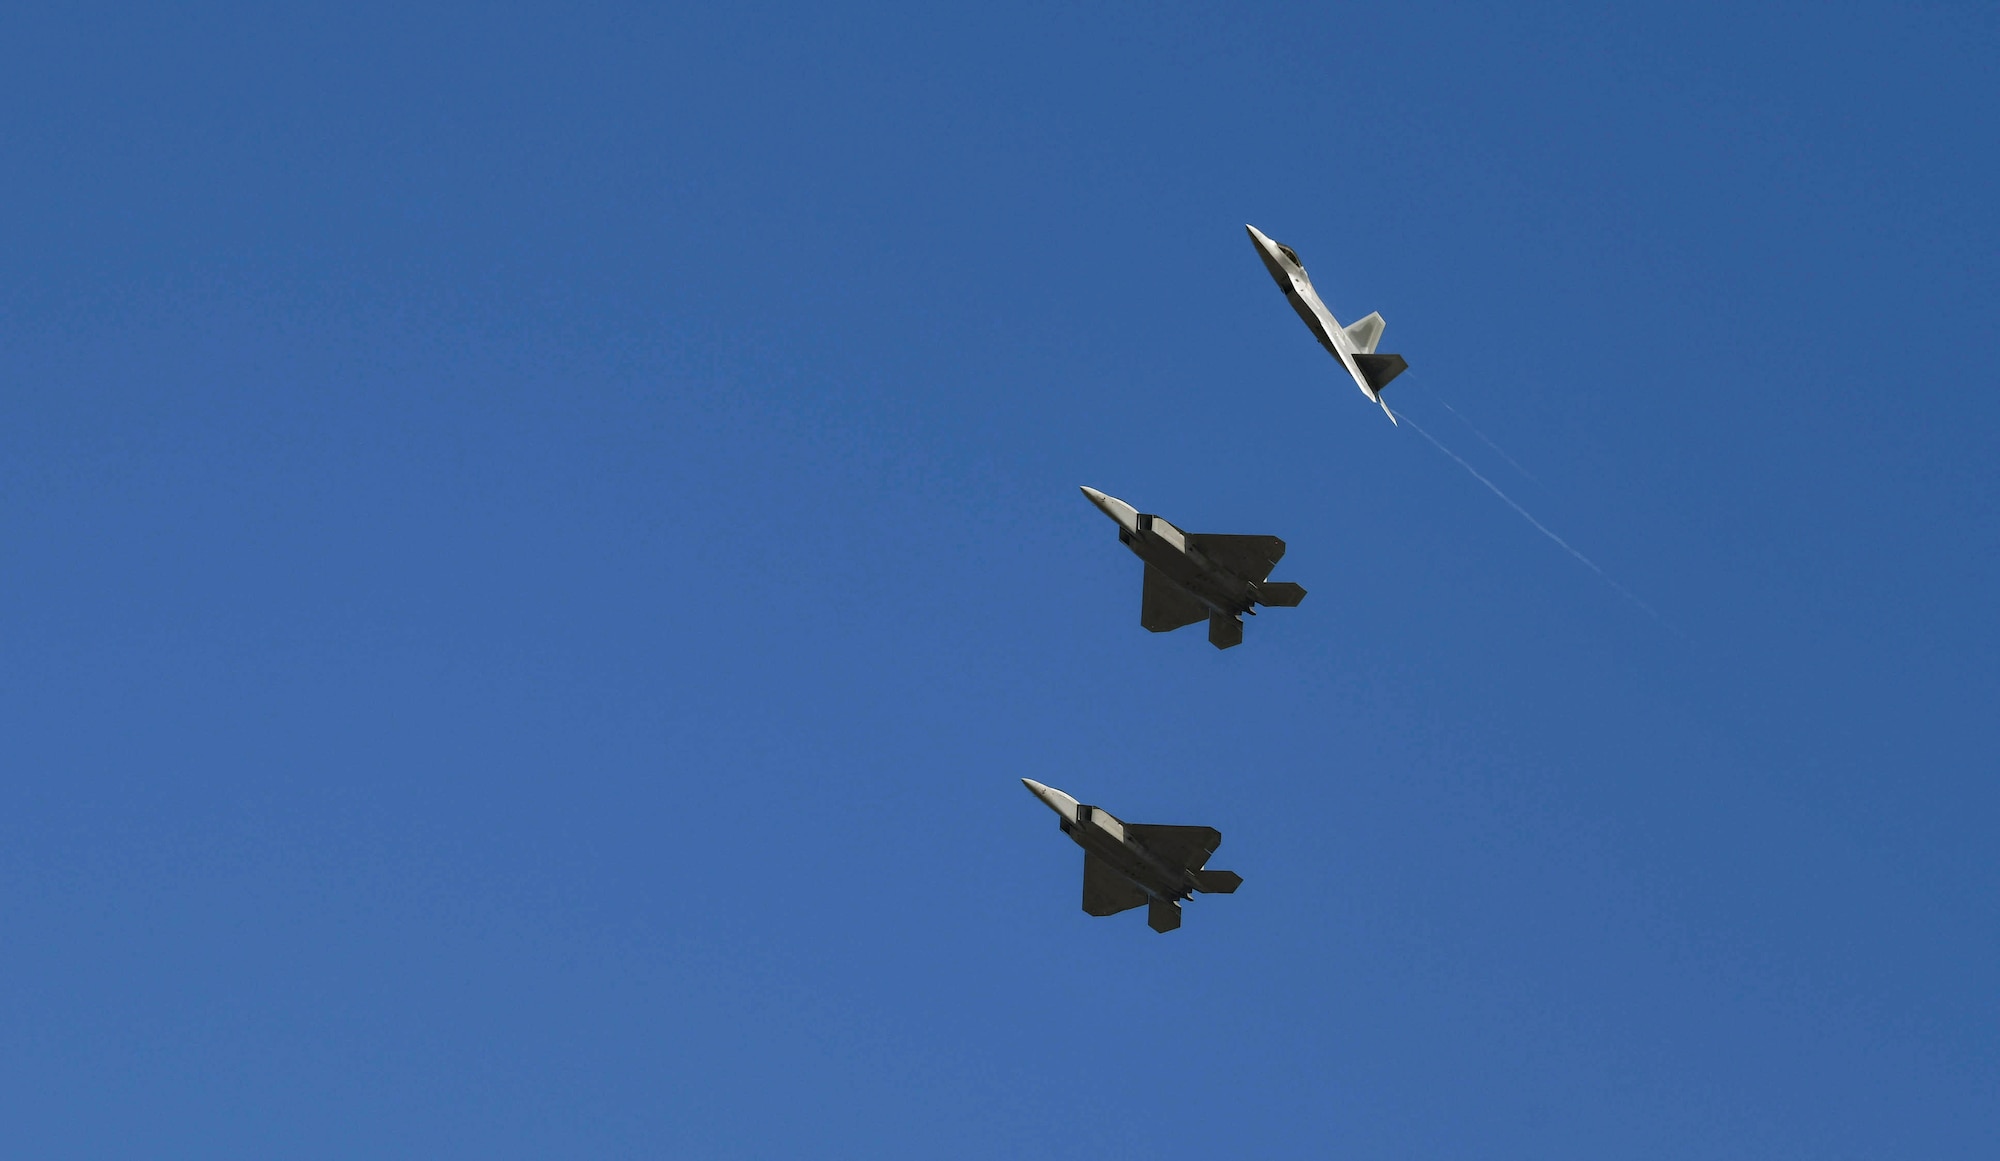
[[1343, 311, 1408, 394]]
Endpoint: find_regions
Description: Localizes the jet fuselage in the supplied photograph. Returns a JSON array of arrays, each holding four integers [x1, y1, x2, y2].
[[1118, 514, 1256, 620], [1071, 807, 1194, 902], [1081, 487, 1256, 618], [1252, 233, 1351, 362]]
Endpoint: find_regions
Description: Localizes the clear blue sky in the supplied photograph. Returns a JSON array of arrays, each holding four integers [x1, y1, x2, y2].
[[3, 4, 1995, 1157]]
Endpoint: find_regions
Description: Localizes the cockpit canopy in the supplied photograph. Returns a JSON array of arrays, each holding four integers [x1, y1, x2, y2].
[[1277, 244, 1304, 270]]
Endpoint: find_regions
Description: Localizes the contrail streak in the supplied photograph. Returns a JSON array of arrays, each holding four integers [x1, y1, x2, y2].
[[1392, 407, 1664, 623], [1437, 398, 1538, 484]]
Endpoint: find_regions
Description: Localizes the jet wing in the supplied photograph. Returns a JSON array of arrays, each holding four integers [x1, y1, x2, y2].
[[1125, 823, 1223, 872], [1082, 852, 1148, 916], [1185, 534, 1287, 583], [1141, 564, 1208, 632]]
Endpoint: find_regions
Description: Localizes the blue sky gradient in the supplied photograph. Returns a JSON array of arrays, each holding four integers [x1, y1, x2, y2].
[[3, 4, 1996, 1157]]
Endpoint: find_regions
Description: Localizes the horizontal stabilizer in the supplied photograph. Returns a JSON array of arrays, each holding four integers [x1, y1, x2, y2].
[[1255, 581, 1306, 607], [1343, 311, 1385, 355], [1208, 613, 1243, 650], [1352, 352, 1408, 393], [1190, 869, 1242, 894], [1148, 898, 1182, 933]]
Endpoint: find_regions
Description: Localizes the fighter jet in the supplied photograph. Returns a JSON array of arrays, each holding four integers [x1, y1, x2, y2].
[[1080, 486, 1306, 649], [1246, 223, 1408, 424], [1022, 778, 1242, 933]]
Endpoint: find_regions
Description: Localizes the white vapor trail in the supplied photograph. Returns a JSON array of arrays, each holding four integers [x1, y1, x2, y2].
[[1392, 406, 1664, 623], [1437, 398, 1537, 484]]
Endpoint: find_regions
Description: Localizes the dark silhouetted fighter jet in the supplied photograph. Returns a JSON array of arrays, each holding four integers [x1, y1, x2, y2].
[[1022, 779, 1242, 933], [1081, 486, 1306, 649]]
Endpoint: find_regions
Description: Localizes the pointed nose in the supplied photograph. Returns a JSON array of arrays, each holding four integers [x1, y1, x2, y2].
[[1246, 223, 1273, 248], [1022, 778, 1079, 821], [1079, 486, 1140, 533]]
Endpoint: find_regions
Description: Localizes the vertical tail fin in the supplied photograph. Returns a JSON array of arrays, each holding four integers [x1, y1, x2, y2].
[[1148, 898, 1182, 933], [1343, 311, 1385, 354]]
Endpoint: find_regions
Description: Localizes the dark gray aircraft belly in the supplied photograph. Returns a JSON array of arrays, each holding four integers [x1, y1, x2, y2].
[[1069, 826, 1185, 901], [1134, 547, 1248, 615]]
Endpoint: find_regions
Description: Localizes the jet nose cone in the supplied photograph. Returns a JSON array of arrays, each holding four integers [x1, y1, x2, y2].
[[1022, 778, 1080, 821], [1079, 486, 1140, 533]]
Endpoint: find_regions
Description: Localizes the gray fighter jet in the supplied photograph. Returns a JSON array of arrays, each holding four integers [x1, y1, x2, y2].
[[1022, 778, 1242, 933], [1246, 223, 1408, 424], [1081, 486, 1306, 649]]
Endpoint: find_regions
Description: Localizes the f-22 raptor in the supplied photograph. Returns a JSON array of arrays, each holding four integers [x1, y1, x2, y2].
[[1246, 223, 1408, 424], [1081, 486, 1305, 649], [1023, 778, 1242, 933]]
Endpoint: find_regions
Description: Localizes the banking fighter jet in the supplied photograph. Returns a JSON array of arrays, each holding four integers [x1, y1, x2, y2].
[[1246, 223, 1407, 424], [1022, 779, 1242, 933], [1081, 486, 1305, 649]]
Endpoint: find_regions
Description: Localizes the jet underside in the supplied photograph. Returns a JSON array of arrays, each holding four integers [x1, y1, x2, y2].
[[1063, 812, 1192, 906], [1122, 526, 1253, 619], [1023, 779, 1240, 934], [1080, 487, 1303, 650]]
